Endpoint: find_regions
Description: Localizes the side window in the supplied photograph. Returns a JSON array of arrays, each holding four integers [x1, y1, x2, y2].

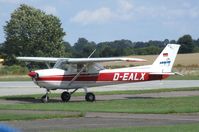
[[60, 62, 69, 71], [77, 64, 87, 72], [69, 64, 77, 73]]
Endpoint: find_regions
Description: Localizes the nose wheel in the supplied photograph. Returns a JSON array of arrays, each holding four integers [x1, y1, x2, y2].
[[41, 95, 49, 103], [41, 90, 50, 103]]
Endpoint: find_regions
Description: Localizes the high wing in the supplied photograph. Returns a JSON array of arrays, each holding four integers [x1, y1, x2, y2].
[[16, 57, 59, 63], [16, 57, 146, 63]]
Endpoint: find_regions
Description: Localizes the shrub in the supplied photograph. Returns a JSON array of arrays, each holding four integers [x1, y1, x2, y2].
[[0, 65, 28, 75]]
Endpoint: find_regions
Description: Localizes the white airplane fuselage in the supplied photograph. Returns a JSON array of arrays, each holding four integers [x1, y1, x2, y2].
[[30, 65, 170, 90]]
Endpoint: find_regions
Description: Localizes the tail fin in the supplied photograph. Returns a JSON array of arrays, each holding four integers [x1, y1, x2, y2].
[[152, 44, 180, 73]]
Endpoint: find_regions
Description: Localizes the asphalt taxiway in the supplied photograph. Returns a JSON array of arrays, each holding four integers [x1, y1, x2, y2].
[[3, 112, 199, 132], [0, 90, 199, 104], [0, 80, 199, 96]]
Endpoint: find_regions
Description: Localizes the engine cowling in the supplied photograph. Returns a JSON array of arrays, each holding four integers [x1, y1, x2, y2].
[[28, 71, 39, 78]]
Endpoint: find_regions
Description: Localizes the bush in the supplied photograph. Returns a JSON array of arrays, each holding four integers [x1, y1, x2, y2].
[[0, 65, 28, 75]]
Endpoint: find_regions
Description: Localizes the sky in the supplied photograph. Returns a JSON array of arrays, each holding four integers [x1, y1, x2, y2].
[[0, 0, 199, 45]]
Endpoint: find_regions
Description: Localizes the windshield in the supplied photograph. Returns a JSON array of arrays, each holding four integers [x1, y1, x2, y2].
[[53, 60, 69, 71], [54, 60, 105, 73]]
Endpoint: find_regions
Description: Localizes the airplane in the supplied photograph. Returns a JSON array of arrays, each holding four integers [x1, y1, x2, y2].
[[17, 44, 180, 103]]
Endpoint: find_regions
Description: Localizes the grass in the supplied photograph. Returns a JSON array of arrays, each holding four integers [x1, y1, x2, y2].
[[66, 123, 199, 132], [0, 75, 31, 81], [1, 96, 199, 114], [0, 65, 28, 75], [166, 75, 199, 80], [0, 112, 83, 121]]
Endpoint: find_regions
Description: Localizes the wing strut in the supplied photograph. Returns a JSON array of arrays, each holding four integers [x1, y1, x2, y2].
[[88, 49, 96, 58], [67, 49, 96, 87]]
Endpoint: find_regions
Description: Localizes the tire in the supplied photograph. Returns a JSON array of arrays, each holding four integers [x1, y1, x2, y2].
[[85, 92, 95, 102], [61, 91, 71, 102], [41, 95, 49, 103]]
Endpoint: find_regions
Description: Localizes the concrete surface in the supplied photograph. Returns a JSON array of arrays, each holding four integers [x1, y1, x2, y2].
[[0, 80, 198, 96]]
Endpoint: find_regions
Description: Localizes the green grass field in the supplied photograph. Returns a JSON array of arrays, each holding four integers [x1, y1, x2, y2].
[[0, 75, 31, 81], [1, 96, 199, 114], [0, 112, 83, 121], [166, 75, 199, 80]]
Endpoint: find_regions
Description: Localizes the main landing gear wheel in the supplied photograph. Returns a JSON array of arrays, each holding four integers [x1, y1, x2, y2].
[[41, 95, 49, 103], [61, 91, 71, 102], [85, 92, 95, 102]]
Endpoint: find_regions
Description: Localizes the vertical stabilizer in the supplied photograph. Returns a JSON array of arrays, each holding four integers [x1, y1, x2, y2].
[[152, 44, 180, 73]]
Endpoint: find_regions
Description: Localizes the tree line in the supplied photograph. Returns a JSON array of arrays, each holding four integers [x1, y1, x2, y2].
[[67, 35, 199, 58], [0, 4, 199, 65]]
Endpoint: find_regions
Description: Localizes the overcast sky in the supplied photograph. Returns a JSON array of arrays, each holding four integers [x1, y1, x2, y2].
[[0, 0, 199, 44]]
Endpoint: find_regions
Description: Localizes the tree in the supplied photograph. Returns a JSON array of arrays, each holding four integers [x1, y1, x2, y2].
[[63, 41, 72, 57], [97, 39, 134, 57], [163, 39, 169, 45], [0, 43, 3, 59], [170, 40, 176, 44], [112, 40, 134, 56], [0, 43, 2, 53], [73, 38, 97, 57], [193, 39, 199, 52], [2, 4, 66, 65], [177, 34, 194, 53]]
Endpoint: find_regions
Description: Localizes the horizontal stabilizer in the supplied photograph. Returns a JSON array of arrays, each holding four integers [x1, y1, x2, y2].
[[149, 72, 175, 75], [149, 72, 183, 76], [174, 72, 184, 76]]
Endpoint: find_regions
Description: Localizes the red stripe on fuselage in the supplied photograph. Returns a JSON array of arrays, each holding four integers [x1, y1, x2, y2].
[[36, 72, 169, 82], [37, 74, 98, 81]]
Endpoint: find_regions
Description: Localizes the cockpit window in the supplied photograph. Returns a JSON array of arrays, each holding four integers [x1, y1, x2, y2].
[[93, 63, 105, 71], [53, 60, 105, 73], [77, 64, 87, 72], [60, 62, 69, 71], [53, 60, 69, 71]]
